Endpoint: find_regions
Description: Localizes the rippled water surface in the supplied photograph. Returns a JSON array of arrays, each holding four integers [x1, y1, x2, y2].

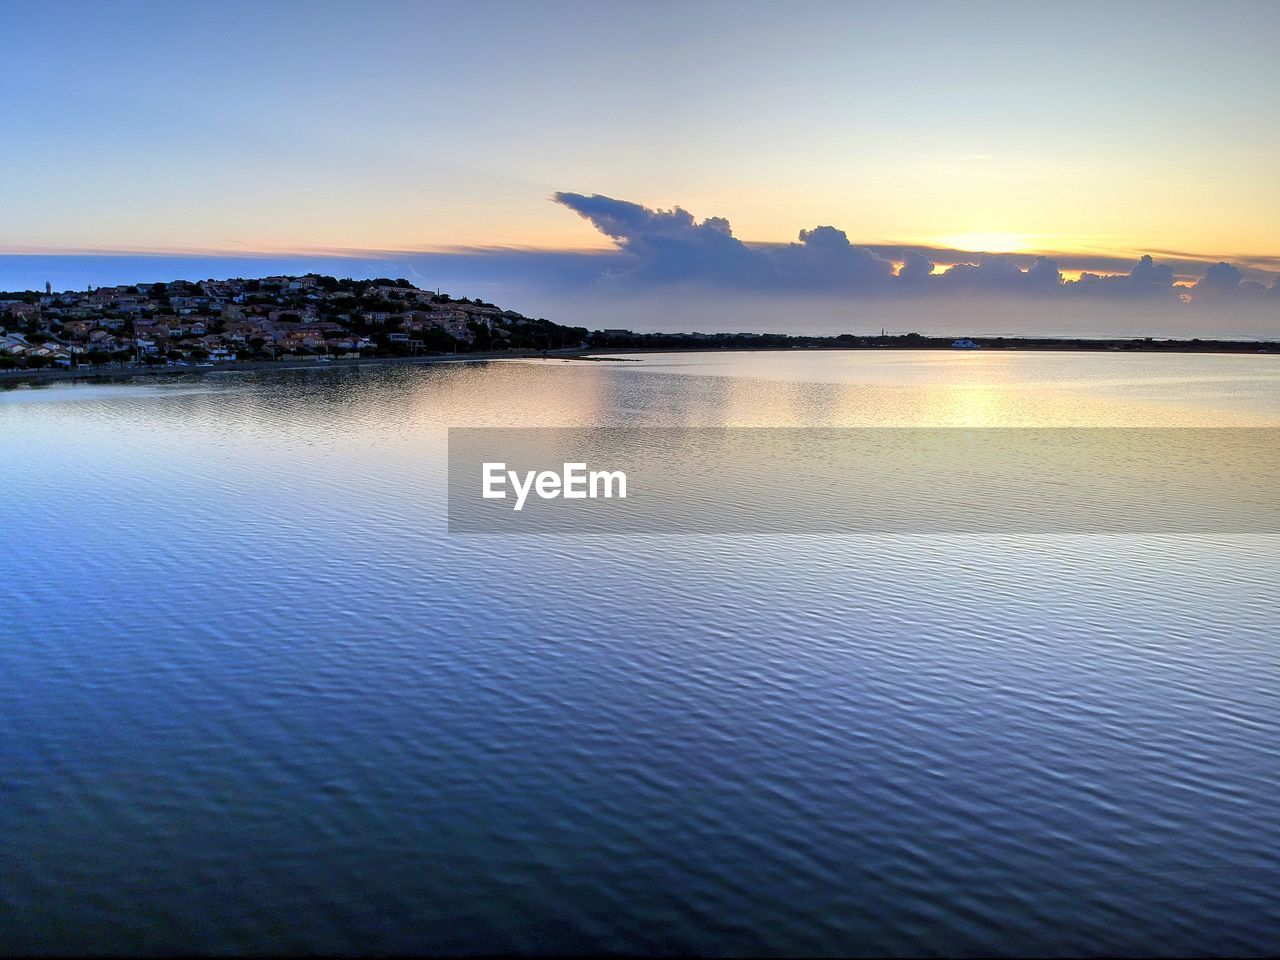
[[2, 352, 1279, 955]]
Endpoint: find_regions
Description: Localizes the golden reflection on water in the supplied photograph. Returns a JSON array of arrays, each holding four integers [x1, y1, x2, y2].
[[592, 351, 1280, 428], [692, 368, 1271, 429]]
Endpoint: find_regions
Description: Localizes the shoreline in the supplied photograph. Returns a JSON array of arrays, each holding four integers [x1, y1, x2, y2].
[[2, 338, 1276, 386], [0, 349, 584, 386]]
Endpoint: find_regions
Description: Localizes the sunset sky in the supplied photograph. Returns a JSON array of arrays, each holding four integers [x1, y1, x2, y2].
[[2, 0, 1278, 334]]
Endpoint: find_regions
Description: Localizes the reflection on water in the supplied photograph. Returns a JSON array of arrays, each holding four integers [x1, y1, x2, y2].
[[2, 353, 1279, 955], [566, 351, 1280, 426]]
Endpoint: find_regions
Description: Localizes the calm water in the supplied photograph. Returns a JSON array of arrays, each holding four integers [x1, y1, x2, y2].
[[2, 351, 1279, 955]]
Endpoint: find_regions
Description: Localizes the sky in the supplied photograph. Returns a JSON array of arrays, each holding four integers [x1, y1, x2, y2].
[[2, 0, 1278, 335]]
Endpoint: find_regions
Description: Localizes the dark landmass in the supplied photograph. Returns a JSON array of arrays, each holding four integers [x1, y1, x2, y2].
[[584, 331, 1279, 354]]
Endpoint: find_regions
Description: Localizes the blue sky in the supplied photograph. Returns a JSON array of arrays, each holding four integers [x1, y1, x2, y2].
[[5, 0, 1278, 255]]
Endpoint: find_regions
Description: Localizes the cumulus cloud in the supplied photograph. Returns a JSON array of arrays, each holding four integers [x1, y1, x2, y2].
[[1130, 254, 1176, 287], [937, 255, 1028, 290], [775, 225, 896, 286], [1069, 255, 1183, 300], [553, 192, 769, 285], [1027, 256, 1064, 289], [555, 192, 896, 289], [1182, 261, 1280, 302], [897, 250, 935, 283], [553, 192, 1279, 326], [1197, 261, 1243, 291]]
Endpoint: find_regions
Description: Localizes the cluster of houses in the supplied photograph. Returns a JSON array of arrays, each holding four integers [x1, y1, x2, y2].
[[0, 275, 548, 369]]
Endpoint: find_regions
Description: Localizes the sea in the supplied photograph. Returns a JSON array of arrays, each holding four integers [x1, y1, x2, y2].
[[2, 351, 1278, 955]]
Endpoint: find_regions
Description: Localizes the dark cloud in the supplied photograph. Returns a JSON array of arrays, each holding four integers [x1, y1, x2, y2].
[[1130, 254, 1176, 287], [1027, 256, 1064, 289], [1197, 261, 1243, 291], [1182, 261, 1280, 302], [897, 250, 935, 283]]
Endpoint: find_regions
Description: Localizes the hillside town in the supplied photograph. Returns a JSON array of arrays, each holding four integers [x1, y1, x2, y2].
[[0, 275, 588, 370]]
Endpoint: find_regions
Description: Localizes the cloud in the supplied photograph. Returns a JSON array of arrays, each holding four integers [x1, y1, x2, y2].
[[1189, 260, 1274, 301], [1027, 257, 1064, 289], [1130, 254, 1176, 287], [553, 192, 1279, 323], [936, 255, 1028, 290], [1180, 261, 1280, 302], [554, 192, 895, 289], [776, 225, 895, 286], [897, 250, 935, 283], [552, 192, 768, 285], [1196, 261, 1243, 292], [1068, 255, 1183, 300]]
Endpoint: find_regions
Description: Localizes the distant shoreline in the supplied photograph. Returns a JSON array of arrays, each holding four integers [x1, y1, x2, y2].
[[2, 337, 1277, 387], [582, 338, 1280, 357]]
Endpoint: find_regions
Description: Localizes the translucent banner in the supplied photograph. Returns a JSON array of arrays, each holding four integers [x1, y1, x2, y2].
[[448, 428, 1280, 534]]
